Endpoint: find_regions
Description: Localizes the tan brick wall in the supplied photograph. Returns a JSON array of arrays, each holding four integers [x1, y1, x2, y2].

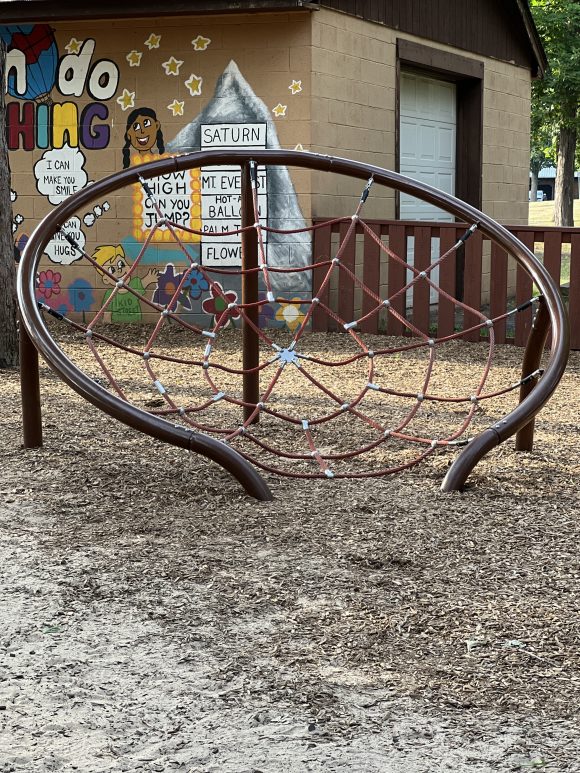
[[310, 8, 532, 228]]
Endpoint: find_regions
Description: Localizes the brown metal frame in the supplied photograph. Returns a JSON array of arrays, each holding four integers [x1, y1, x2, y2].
[[18, 149, 569, 494]]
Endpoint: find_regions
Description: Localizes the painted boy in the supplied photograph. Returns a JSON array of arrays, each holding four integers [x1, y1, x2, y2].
[[94, 245, 158, 322]]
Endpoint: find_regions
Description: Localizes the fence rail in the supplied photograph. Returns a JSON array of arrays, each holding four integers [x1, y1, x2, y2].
[[311, 219, 580, 350]]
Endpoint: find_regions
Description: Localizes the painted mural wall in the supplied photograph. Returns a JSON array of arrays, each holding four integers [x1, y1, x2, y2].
[[3, 15, 313, 330]]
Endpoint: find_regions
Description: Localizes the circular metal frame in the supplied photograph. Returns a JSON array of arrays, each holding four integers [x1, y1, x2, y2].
[[18, 149, 570, 493]]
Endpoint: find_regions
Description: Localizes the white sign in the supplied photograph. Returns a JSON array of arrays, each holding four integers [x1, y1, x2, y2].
[[200, 122, 267, 267]]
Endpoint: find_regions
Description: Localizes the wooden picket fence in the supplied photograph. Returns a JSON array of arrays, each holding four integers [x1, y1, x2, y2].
[[310, 219, 580, 350]]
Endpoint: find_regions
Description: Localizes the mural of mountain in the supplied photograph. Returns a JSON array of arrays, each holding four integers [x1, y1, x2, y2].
[[167, 60, 310, 293]]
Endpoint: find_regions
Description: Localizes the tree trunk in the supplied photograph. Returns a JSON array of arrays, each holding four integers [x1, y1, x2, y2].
[[530, 169, 539, 203], [0, 40, 19, 368], [554, 124, 577, 227]]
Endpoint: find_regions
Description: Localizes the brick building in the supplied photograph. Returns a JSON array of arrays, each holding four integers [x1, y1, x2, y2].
[[2, 0, 545, 323]]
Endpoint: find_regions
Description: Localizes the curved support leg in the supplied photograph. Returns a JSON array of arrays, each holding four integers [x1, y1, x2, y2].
[[440, 429, 500, 492], [515, 296, 550, 452], [189, 434, 273, 501]]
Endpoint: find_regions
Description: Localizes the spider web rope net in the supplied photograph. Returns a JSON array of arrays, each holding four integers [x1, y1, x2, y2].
[[39, 161, 543, 479]]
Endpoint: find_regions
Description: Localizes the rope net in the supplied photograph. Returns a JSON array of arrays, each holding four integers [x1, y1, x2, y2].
[[38, 162, 543, 479]]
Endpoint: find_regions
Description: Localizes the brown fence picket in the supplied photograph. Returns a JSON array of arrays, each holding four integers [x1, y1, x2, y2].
[[312, 223, 331, 332], [543, 231, 563, 289], [569, 233, 580, 350], [361, 223, 381, 333], [490, 241, 508, 344], [413, 226, 432, 335], [514, 231, 535, 347], [338, 221, 356, 328], [463, 229, 483, 342], [437, 226, 458, 338], [387, 224, 406, 336]]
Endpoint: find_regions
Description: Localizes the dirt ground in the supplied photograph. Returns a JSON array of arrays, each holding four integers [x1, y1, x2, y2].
[[1, 328, 579, 772]]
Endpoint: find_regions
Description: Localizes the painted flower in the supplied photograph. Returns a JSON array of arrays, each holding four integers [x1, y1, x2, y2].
[[258, 291, 276, 329], [275, 298, 305, 332], [68, 278, 95, 312], [36, 269, 61, 300], [202, 282, 240, 327], [182, 268, 209, 301], [153, 264, 192, 311]]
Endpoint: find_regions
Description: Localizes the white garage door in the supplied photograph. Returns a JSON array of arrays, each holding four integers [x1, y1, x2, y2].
[[400, 71, 456, 220], [399, 72, 457, 304]]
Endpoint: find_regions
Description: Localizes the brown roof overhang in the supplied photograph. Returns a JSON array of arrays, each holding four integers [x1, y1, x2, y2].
[[0, 0, 320, 23], [514, 0, 548, 78]]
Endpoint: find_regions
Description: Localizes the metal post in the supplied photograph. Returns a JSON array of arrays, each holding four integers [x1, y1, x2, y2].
[[19, 312, 43, 447], [515, 296, 550, 452], [241, 161, 260, 424]]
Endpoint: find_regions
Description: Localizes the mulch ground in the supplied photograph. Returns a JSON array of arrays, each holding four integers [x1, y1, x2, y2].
[[1, 325, 579, 771]]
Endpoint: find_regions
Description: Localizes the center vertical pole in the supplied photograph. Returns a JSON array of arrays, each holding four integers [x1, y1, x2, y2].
[[241, 160, 260, 424]]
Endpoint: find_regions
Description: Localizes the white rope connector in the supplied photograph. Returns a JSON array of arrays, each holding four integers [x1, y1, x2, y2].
[[382, 299, 391, 307], [178, 407, 186, 416], [257, 402, 265, 409], [202, 330, 216, 339], [343, 321, 357, 331], [212, 391, 225, 402], [427, 339, 435, 348], [312, 297, 320, 304], [418, 271, 427, 279], [324, 469, 335, 479], [154, 380, 166, 395], [162, 309, 170, 317], [143, 351, 150, 360], [431, 440, 438, 449], [384, 429, 392, 437], [253, 222, 260, 228], [367, 350, 374, 358], [367, 382, 381, 391], [332, 257, 340, 265], [470, 395, 479, 404], [351, 214, 359, 221], [301, 419, 309, 430], [116, 280, 124, 288], [85, 329, 93, 338], [227, 303, 237, 310], [417, 392, 425, 402], [340, 403, 350, 411], [485, 319, 493, 328], [267, 291, 275, 302], [204, 343, 212, 358]]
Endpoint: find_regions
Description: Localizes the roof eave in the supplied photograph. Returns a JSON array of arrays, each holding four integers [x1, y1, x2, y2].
[[515, 0, 548, 78], [0, 0, 320, 23]]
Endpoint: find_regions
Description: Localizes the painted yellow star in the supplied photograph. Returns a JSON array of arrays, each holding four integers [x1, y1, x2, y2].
[[126, 50, 143, 67], [272, 103, 287, 118], [162, 56, 184, 76], [185, 73, 203, 96], [191, 35, 211, 51], [167, 99, 185, 116], [65, 38, 83, 54], [144, 33, 161, 50], [288, 79, 303, 95], [116, 88, 136, 111]]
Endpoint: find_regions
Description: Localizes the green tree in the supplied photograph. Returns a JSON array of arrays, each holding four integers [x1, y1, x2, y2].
[[530, 0, 580, 226], [529, 94, 555, 201], [0, 39, 19, 368]]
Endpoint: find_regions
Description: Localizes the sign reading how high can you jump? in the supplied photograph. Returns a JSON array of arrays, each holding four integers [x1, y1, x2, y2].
[[200, 123, 267, 266]]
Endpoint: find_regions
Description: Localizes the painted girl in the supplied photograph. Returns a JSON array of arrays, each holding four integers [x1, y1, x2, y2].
[[122, 107, 165, 168]]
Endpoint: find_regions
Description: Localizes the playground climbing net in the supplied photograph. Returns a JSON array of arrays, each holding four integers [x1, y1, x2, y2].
[[39, 161, 544, 479]]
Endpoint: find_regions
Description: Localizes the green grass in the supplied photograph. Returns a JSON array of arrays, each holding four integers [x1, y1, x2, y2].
[[528, 199, 580, 227]]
